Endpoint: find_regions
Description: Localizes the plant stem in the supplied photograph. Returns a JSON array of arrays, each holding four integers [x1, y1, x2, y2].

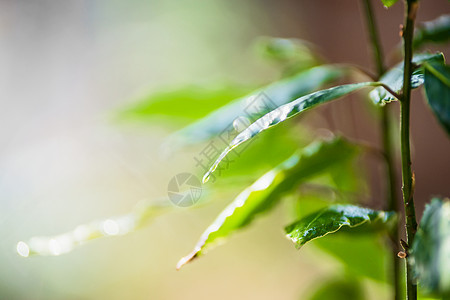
[[361, 1, 400, 299], [362, 0, 385, 76], [401, 0, 419, 299], [381, 105, 401, 300]]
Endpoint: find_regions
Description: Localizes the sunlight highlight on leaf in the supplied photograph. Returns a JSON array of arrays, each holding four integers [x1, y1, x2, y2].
[[285, 205, 395, 248], [203, 82, 379, 183], [171, 65, 344, 146], [177, 137, 361, 269], [369, 52, 445, 104], [17, 201, 169, 257], [380, 0, 399, 8]]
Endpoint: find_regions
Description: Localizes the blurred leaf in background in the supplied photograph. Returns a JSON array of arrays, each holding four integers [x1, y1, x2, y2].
[[306, 276, 365, 300], [177, 137, 360, 269], [175, 64, 345, 147], [16, 200, 170, 257], [410, 198, 450, 297], [314, 233, 390, 283], [210, 124, 302, 184], [254, 37, 322, 76], [116, 64, 344, 146], [380, 0, 399, 9], [115, 83, 253, 126], [423, 61, 450, 136], [413, 15, 450, 50]]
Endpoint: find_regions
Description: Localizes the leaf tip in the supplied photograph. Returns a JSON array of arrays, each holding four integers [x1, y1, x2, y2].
[[202, 172, 211, 184], [176, 251, 198, 270]]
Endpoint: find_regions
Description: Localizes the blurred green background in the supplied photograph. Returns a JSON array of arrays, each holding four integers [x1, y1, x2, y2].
[[1, 0, 449, 299]]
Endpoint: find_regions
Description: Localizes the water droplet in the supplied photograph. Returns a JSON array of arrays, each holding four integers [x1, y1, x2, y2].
[[73, 225, 90, 242], [16, 241, 30, 257], [232, 116, 250, 133], [49, 239, 62, 256], [103, 219, 120, 236]]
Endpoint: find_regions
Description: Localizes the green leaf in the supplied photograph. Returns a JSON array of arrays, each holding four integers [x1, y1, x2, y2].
[[307, 277, 365, 300], [293, 195, 393, 283], [176, 137, 360, 269], [410, 198, 450, 296], [328, 157, 367, 194], [16, 200, 169, 257], [285, 205, 394, 248], [254, 37, 321, 75], [314, 233, 390, 282], [211, 125, 302, 182], [115, 83, 252, 124], [255, 37, 317, 63], [370, 52, 445, 105], [380, 0, 399, 8], [418, 296, 441, 300], [423, 62, 450, 135], [414, 15, 450, 50], [173, 65, 344, 145], [202, 82, 380, 183]]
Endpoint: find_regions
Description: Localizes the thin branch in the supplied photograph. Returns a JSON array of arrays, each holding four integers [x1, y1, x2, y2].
[[361, 1, 401, 299], [400, 0, 419, 299], [379, 83, 402, 100], [362, 0, 385, 76], [335, 63, 378, 81]]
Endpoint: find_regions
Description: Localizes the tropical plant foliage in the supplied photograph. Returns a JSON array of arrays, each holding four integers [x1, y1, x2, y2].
[[18, 1, 450, 299], [285, 205, 394, 248]]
